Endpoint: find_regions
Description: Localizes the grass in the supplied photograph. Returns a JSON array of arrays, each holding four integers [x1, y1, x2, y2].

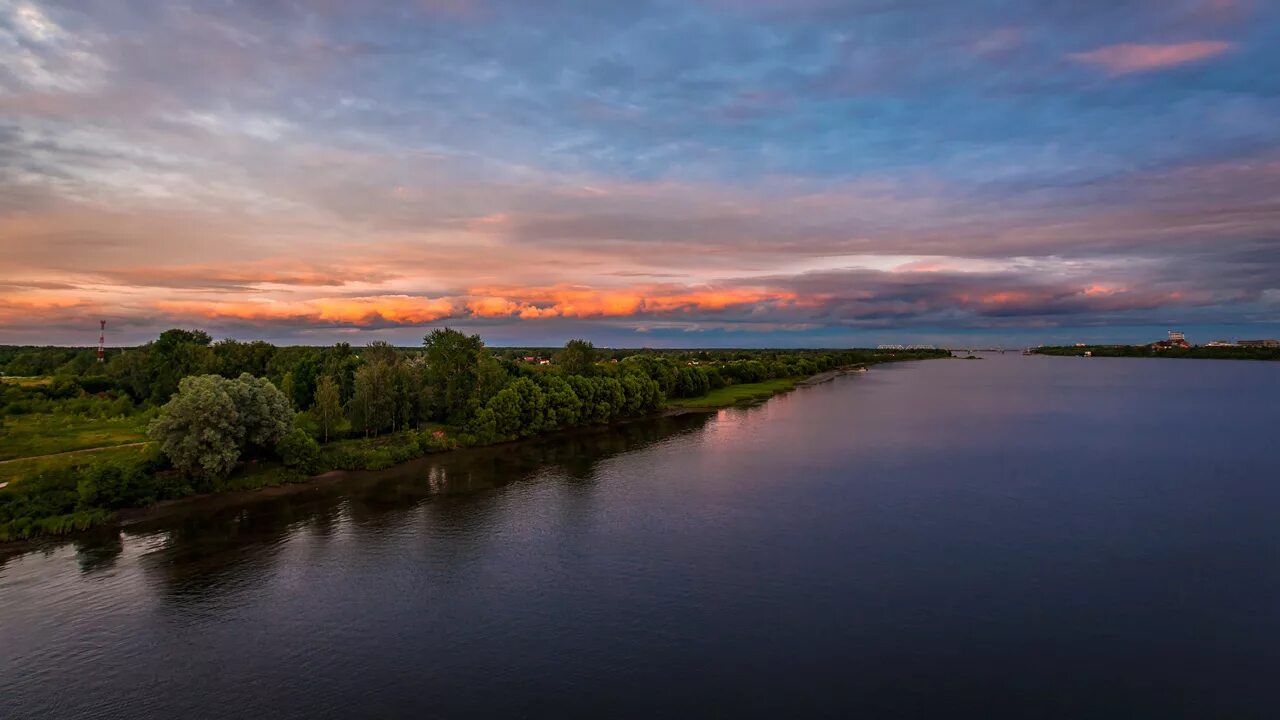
[[0, 442, 157, 483], [665, 377, 801, 409], [0, 413, 149, 462], [0, 376, 53, 388]]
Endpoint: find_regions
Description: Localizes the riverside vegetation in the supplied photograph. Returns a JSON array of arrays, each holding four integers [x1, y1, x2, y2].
[[0, 331, 946, 541]]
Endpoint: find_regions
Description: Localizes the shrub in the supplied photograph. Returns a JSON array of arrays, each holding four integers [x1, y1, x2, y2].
[[277, 427, 322, 475]]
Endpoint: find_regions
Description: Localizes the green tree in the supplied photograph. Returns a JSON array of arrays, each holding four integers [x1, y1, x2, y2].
[[105, 347, 153, 402], [225, 373, 293, 452], [311, 375, 343, 442], [392, 362, 419, 431], [148, 374, 293, 480], [280, 371, 296, 410], [147, 328, 215, 403], [538, 375, 582, 428], [485, 384, 523, 439], [556, 339, 598, 376], [362, 340, 399, 367], [349, 360, 395, 436], [212, 339, 275, 378], [277, 427, 321, 474], [147, 375, 244, 480], [268, 347, 321, 410], [322, 343, 361, 404], [422, 328, 499, 424]]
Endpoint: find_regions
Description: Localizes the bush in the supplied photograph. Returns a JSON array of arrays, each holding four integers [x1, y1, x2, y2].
[[0, 447, 178, 542], [277, 428, 321, 475]]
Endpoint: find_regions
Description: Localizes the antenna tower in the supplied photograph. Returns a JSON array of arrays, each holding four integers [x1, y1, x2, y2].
[[97, 320, 106, 363]]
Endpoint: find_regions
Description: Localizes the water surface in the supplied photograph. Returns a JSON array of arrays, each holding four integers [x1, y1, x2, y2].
[[2, 355, 1279, 718]]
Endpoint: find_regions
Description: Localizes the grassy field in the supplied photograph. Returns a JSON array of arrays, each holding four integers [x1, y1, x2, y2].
[[665, 377, 801, 409], [0, 443, 157, 483], [0, 413, 149, 462], [0, 376, 53, 388]]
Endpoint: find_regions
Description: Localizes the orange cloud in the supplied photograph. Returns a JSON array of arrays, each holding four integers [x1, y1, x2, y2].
[[466, 296, 523, 317], [976, 291, 1035, 306], [132, 284, 794, 328], [0, 296, 101, 325], [155, 296, 458, 326], [1069, 41, 1234, 75], [468, 284, 794, 319], [1081, 284, 1125, 296]]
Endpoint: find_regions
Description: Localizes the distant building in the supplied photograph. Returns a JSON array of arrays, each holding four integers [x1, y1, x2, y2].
[[1205, 340, 1237, 347], [1149, 330, 1191, 351], [1239, 339, 1280, 348]]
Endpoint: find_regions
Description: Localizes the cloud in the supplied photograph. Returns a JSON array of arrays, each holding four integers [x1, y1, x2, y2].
[[152, 296, 459, 327], [1068, 41, 1235, 76], [0, 0, 1277, 344], [96, 265, 401, 291]]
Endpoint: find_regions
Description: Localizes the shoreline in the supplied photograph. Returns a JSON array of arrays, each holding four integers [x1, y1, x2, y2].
[[0, 361, 898, 553]]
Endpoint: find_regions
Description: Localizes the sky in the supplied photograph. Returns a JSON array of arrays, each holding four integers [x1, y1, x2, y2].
[[2, 0, 1278, 348]]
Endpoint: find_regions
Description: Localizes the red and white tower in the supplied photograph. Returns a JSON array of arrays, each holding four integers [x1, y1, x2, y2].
[[97, 320, 106, 363]]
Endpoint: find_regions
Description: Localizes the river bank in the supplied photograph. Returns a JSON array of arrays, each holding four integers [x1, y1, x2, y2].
[[0, 359, 924, 549]]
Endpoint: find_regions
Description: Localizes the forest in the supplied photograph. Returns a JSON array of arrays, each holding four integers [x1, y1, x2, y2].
[[0, 329, 946, 541]]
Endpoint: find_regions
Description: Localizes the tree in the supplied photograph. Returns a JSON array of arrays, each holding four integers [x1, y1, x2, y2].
[[224, 373, 293, 452], [362, 340, 398, 367], [268, 347, 320, 410], [485, 384, 523, 439], [148, 374, 293, 480], [557, 339, 598, 376], [322, 342, 360, 404], [391, 362, 419, 432], [212, 339, 275, 378], [106, 347, 152, 402], [311, 375, 342, 443], [147, 375, 243, 480], [280, 371, 296, 410], [538, 375, 582, 428], [422, 328, 498, 424], [277, 428, 321, 474], [147, 328, 214, 403], [349, 360, 395, 436]]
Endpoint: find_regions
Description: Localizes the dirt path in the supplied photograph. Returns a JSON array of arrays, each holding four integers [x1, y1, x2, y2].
[[0, 441, 153, 466]]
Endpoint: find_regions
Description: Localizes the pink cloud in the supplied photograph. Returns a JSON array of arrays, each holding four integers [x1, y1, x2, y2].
[[1069, 41, 1235, 76]]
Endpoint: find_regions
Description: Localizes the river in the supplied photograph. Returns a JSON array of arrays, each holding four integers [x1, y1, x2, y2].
[[2, 354, 1278, 718]]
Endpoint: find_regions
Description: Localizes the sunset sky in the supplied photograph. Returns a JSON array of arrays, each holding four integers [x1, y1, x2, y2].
[[2, 0, 1278, 347]]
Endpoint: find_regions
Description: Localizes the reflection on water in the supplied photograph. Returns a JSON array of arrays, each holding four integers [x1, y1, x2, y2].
[[14, 413, 712, 604], [3, 356, 1279, 719]]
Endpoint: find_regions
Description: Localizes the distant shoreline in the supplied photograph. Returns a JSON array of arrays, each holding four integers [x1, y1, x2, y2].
[[1032, 345, 1280, 361]]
